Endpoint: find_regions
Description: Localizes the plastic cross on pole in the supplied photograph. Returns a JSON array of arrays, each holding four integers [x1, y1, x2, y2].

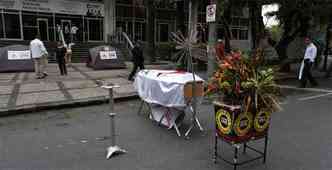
[[101, 84, 126, 159]]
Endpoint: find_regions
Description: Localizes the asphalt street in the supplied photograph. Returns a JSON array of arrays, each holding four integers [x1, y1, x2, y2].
[[1, 82, 332, 170]]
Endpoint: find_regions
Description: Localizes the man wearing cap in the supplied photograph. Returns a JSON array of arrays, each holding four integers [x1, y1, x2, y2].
[[298, 37, 318, 88]]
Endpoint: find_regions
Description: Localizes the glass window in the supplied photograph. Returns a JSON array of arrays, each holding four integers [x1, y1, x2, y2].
[[88, 19, 103, 41], [231, 29, 238, 40], [134, 22, 146, 41], [239, 29, 248, 40], [0, 13, 3, 38], [4, 13, 21, 39], [240, 18, 249, 27], [158, 24, 169, 42], [116, 6, 133, 18], [135, 7, 146, 18]]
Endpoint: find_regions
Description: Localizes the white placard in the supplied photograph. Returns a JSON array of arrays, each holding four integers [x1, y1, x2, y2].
[[206, 4, 216, 23], [8, 50, 31, 60], [100, 51, 117, 60]]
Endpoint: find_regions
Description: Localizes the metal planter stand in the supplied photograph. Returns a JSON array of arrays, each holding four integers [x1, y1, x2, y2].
[[101, 84, 127, 159], [214, 135, 269, 170]]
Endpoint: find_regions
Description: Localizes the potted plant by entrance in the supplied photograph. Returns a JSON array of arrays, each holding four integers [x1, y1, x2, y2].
[[206, 49, 281, 143]]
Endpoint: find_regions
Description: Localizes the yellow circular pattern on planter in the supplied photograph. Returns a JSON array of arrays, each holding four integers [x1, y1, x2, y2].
[[254, 111, 271, 132], [216, 109, 232, 135], [234, 112, 253, 136]]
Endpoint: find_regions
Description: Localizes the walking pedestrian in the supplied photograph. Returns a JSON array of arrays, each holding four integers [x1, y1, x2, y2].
[[215, 39, 225, 61], [298, 37, 318, 88], [56, 41, 68, 76], [30, 34, 48, 79], [128, 41, 145, 81]]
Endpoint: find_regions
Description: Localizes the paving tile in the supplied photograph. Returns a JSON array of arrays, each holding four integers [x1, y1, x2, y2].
[[0, 80, 11, 84], [16, 91, 66, 106], [0, 95, 9, 108], [68, 88, 108, 100], [86, 70, 129, 79], [0, 86, 13, 95], [0, 73, 15, 80], [20, 82, 59, 93], [63, 80, 97, 89], [74, 66, 93, 71], [113, 83, 137, 95], [102, 78, 131, 85], [15, 73, 27, 83]]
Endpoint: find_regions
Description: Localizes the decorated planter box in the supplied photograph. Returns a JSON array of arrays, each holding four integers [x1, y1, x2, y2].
[[214, 101, 270, 143]]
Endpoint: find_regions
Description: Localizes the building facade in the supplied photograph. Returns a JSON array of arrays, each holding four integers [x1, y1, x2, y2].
[[0, 0, 252, 49]]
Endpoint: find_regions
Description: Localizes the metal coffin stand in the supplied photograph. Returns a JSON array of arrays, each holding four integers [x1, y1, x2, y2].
[[137, 81, 204, 137]]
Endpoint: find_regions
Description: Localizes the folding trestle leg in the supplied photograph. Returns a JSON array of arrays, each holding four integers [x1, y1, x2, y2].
[[184, 105, 204, 138]]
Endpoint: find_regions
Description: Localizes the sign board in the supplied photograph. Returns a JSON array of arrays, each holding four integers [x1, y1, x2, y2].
[[8, 50, 31, 60], [0, 0, 104, 16], [100, 51, 117, 60], [206, 4, 216, 23]]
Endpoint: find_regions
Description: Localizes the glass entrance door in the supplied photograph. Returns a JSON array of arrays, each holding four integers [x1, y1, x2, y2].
[[37, 18, 49, 41], [87, 18, 103, 42]]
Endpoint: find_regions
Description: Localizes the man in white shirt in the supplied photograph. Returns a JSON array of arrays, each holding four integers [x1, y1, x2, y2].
[[71, 25, 78, 42], [299, 37, 318, 88], [30, 35, 48, 79]]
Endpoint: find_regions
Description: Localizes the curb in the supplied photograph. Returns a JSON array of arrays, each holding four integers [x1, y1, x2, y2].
[[0, 94, 139, 117]]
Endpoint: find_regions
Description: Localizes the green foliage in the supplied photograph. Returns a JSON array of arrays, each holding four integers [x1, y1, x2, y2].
[[268, 25, 283, 41]]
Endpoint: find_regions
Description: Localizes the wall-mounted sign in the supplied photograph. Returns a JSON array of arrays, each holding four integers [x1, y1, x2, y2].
[[100, 51, 117, 60], [206, 4, 216, 23], [0, 0, 104, 16], [8, 50, 31, 60]]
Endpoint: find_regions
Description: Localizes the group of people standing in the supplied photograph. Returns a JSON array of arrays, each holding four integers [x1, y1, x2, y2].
[[30, 35, 73, 79]]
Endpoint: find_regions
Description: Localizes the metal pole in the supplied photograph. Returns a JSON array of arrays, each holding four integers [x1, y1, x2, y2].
[[234, 145, 238, 170], [109, 113, 116, 146], [102, 84, 126, 159], [207, 0, 217, 78], [109, 87, 114, 112]]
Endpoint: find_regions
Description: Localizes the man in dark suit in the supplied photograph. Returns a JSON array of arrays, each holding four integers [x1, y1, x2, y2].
[[128, 41, 145, 81]]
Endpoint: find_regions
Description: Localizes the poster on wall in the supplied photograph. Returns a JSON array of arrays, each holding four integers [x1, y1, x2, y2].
[[100, 51, 117, 60], [8, 50, 31, 60]]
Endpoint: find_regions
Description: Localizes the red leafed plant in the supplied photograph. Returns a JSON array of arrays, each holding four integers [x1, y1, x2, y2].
[[206, 48, 281, 113]]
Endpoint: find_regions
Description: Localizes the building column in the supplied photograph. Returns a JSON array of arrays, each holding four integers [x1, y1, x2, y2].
[[104, 0, 116, 43]]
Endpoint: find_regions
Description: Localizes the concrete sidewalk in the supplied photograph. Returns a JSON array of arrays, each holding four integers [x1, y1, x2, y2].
[[0, 62, 174, 116], [0, 61, 325, 116]]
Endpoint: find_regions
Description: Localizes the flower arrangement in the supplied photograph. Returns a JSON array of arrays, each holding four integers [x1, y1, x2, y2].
[[206, 49, 281, 113]]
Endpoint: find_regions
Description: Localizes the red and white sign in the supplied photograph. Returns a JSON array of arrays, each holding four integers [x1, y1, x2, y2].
[[206, 4, 216, 23]]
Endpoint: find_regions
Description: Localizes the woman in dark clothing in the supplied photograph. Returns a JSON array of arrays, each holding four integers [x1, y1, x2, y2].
[[56, 41, 68, 76]]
